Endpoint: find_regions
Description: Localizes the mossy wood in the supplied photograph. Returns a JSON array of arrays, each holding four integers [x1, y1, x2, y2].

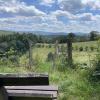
[[0, 73, 49, 86], [0, 73, 58, 100]]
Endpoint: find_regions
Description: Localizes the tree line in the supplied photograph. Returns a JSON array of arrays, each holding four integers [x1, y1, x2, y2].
[[0, 31, 100, 56]]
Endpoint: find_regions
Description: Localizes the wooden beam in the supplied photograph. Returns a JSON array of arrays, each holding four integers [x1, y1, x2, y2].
[[7, 90, 57, 99], [0, 73, 49, 86], [5, 86, 58, 92]]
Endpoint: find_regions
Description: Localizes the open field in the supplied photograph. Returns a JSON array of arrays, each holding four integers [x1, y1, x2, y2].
[[73, 41, 98, 47], [0, 0, 100, 99], [0, 41, 100, 100]]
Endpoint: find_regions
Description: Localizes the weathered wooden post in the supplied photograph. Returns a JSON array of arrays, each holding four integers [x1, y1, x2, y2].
[[55, 40, 59, 57], [0, 86, 8, 100], [51, 40, 59, 70], [67, 39, 73, 67], [28, 40, 33, 69], [67, 33, 75, 67], [47, 52, 55, 71]]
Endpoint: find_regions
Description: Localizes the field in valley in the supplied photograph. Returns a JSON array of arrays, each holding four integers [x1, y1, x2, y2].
[[0, 41, 100, 100]]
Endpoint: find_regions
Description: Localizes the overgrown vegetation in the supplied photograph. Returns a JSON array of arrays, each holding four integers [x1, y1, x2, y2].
[[0, 31, 100, 100]]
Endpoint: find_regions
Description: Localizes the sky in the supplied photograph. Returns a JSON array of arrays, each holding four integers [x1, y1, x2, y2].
[[0, 0, 100, 33]]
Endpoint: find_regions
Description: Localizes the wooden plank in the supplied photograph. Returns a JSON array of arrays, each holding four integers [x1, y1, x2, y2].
[[5, 86, 58, 91], [7, 90, 57, 99], [0, 73, 49, 86], [0, 86, 8, 100], [8, 97, 52, 100]]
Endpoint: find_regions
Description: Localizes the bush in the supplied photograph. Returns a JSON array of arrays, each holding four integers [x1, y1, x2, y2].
[[93, 40, 100, 72], [36, 44, 41, 48], [93, 55, 100, 72], [46, 52, 54, 62], [9, 55, 20, 66], [0, 57, 8, 65], [60, 45, 66, 54], [90, 46, 94, 52], [91, 47, 100, 80], [48, 44, 52, 48], [79, 47, 83, 52], [57, 55, 68, 71], [75, 46, 78, 51], [85, 46, 88, 51], [41, 44, 44, 48]]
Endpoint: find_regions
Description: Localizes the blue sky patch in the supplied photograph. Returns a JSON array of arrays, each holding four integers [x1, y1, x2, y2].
[[0, 0, 100, 33]]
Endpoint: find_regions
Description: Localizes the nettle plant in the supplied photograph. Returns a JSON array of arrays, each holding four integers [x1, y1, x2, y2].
[[93, 40, 100, 72]]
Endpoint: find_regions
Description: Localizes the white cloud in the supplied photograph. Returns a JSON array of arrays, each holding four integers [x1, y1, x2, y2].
[[58, 0, 100, 14], [40, 0, 55, 6], [1, 13, 100, 33], [0, 0, 100, 33], [0, 0, 46, 16], [58, 0, 84, 14], [51, 10, 77, 20], [82, 0, 100, 10], [51, 10, 97, 21], [76, 13, 96, 21]]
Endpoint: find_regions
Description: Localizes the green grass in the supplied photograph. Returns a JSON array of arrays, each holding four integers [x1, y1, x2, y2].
[[20, 45, 100, 100], [73, 41, 98, 47], [0, 41, 100, 100]]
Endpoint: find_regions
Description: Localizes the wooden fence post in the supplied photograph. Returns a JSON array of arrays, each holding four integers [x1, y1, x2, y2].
[[67, 39, 73, 67], [28, 40, 33, 69], [55, 40, 59, 57]]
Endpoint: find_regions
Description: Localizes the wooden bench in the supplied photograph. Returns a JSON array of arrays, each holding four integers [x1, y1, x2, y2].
[[0, 73, 58, 100]]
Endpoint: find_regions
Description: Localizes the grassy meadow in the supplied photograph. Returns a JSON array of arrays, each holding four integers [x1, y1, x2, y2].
[[0, 41, 100, 100]]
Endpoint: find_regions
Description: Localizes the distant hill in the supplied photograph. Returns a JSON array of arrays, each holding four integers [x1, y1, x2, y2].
[[32, 31, 88, 36], [20, 31, 87, 36], [0, 30, 88, 36], [18, 31, 67, 35]]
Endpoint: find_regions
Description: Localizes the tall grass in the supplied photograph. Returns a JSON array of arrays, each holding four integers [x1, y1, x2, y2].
[[0, 41, 100, 100]]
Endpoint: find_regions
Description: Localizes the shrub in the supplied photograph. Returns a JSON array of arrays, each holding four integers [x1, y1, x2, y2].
[[75, 46, 78, 51], [41, 44, 44, 48], [60, 45, 65, 54], [57, 55, 68, 71], [46, 52, 54, 62], [93, 54, 100, 72], [85, 46, 88, 51], [36, 44, 41, 48], [48, 44, 52, 48], [0, 57, 8, 65], [79, 47, 83, 52], [9, 55, 20, 66], [91, 40, 100, 81], [90, 46, 94, 52]]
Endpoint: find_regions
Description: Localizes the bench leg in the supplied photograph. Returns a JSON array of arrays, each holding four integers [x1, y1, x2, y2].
[[0, 86, 8, 100]]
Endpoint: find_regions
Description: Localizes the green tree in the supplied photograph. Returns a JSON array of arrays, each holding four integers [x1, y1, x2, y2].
[[90, 31, 99, 41]]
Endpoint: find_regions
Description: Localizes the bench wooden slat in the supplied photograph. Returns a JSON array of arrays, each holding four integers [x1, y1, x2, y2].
[[0, 73, 58, 100], [0, 73, 49, 86], [9, 97, 54, 100], [5, 86, 58, 91], [7, 90, 57, 99]]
